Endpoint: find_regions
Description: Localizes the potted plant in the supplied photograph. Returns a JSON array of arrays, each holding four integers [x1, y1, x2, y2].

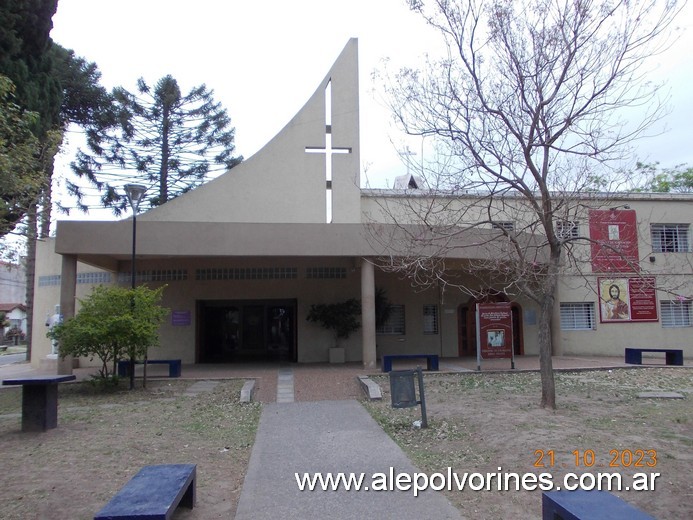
[[306, 299, 361, 363]]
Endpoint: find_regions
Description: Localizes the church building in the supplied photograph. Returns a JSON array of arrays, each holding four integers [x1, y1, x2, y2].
[[31, 39, 692, 371]]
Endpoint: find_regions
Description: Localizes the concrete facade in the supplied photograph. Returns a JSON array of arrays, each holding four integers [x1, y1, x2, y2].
[[31, 39, 692, 370]]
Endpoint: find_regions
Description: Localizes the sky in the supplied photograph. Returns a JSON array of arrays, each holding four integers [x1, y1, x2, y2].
[[49, 0, 693, 220]]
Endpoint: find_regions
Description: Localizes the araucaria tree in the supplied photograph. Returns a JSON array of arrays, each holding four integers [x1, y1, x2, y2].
[[71, 75, 243, 213], [377, 0, 682, 408]]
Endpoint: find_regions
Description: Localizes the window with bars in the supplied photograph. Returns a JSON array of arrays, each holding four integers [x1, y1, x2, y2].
[[492, 221, 515, 232], [556, 220, 579, 239], [660, 300, 692, 328], [423, 304, 439, 335], [377, 304, 405, 335], [651, 224, 690, 253], [560, 303, 595, 330]]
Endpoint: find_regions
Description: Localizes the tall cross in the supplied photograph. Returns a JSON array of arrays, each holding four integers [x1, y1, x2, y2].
[[305, 80, 351, 223]]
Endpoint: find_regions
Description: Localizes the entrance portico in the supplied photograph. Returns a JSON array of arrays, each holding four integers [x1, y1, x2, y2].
[[35, 39, 542, 373]]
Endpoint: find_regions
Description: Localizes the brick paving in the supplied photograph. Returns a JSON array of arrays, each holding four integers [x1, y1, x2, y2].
[[2, 354, 686, 403]]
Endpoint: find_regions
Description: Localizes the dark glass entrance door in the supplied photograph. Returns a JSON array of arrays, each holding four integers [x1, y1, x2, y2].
[[198, 300, 296, 362]]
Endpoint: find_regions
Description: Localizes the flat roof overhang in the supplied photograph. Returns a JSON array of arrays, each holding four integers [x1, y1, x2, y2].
[[54, 220, 548, 271]]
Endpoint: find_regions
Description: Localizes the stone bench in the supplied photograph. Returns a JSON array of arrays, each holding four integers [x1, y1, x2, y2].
[[625, 348, 683, 366], [382, 354, 439, 372], [542, 490, 653, 519], [117, 359, 182, 378], [94, 464, 196, 520]]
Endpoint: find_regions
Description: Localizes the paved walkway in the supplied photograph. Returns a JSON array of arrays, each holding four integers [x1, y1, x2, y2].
[[235, 399, 463, 520]]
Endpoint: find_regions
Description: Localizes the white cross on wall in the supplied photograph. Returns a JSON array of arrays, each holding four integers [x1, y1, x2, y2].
[[305, 80, 351, 223]]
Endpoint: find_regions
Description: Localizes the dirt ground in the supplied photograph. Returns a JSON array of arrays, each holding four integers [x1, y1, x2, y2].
[[364, 367, 692, 519], [0, 366, 690, 519], [0, 379, 261, 520]]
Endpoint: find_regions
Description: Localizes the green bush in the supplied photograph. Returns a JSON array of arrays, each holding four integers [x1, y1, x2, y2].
[[306, 298, 361, 345], [48, 285, 168, 380]]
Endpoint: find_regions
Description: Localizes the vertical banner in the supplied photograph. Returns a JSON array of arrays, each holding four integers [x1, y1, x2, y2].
[[476, 302, 514, 370], [599, 277, 658, 323], [589, 209, 640, 273]]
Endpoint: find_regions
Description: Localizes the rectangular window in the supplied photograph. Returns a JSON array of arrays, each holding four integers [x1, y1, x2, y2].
[[119, 270, 188, 283], [377, 304, 405, 335], [560, 303, 595, 330], [492, 221, 515, 232], [660, 300, 692, 328], [38, 275, 61, 287], [196, 267, 297, 281], [306, 267, 347, 279], [651, 224, 690, 253], [77, 272, 112, 284], [556, 220, 579, 239], [423, 305, 439, 335]]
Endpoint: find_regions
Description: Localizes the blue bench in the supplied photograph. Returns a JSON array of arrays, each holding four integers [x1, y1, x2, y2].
[[94, 464, 196, 520], [542, 490, 653, 519], [382, 354, 439, 372], [625, 348, 683, 366], [117, 359, 182, 378]]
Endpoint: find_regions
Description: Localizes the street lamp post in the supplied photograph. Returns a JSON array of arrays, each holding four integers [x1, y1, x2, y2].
[[125, 184, 147, 390]]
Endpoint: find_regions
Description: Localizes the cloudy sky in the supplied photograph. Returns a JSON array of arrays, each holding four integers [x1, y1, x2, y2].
[[49, 0, 693, 217]]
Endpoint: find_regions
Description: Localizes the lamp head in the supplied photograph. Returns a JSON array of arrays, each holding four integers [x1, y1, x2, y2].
[[124, 184, 147, 213]]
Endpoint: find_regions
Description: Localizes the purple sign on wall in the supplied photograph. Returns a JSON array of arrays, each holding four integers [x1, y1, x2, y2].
[[171, 310, 191, 326]]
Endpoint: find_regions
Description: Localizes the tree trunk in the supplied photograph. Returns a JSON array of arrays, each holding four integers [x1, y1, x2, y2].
[[537, 249, 561, 409], [24, 203, 37, 362], [538, 291, 556, 409]]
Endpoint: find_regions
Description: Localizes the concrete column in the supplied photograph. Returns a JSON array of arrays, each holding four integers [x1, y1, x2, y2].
[[57, 254, 77, 374], [360, 258, 377, 369]]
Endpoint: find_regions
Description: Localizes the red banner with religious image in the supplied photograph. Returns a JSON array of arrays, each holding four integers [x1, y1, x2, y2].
[[598, 277, 658, 323], [477, 302, 513, 359], [589, 209, 640, 273]]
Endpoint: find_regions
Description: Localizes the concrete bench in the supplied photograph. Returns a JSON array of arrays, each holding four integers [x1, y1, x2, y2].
[[94, 464, 196, 520], [382, 354, 439, 372], [625, 347, 683, 366], [2, 374, 76, 432], [542, 490, 653, 519], [118, 359, 182, 378]]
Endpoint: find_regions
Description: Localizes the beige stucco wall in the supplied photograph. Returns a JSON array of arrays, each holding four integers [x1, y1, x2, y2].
[[139, 39, 361, 226]]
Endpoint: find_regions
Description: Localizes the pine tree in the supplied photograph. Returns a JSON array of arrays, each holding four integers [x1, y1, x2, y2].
[[70, 75, 243, 213]]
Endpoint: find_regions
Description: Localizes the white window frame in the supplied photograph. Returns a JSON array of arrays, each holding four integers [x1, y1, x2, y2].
[[560, 303, 596, 331]]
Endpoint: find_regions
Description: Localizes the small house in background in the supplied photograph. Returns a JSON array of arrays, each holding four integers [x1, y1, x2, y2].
[[0, 303, 27, 343]]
